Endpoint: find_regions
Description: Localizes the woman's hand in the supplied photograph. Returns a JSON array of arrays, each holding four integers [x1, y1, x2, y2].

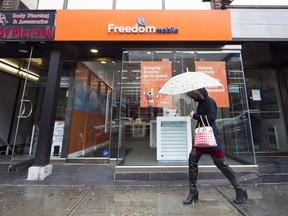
[[189, 110, 195, 118]]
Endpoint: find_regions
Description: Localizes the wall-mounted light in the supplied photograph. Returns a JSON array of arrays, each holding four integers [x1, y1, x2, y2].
[[0, 59, 39, 82]]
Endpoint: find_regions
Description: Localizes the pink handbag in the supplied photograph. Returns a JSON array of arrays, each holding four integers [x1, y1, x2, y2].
[[194, 115, 217, 148]]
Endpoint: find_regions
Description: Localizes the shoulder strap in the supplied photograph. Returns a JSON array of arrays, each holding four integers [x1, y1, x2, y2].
[[199, 115, 206, 128], [205, 115, 211, 127]]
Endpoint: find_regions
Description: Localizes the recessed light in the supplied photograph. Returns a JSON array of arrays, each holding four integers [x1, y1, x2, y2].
[[100, 61, 106, 64], [90, 49, 98, 53], [19, 49, 29, 53]]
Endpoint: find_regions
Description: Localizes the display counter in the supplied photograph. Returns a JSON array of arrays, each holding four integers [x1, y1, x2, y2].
[[126, 122, 150, 137], [156, 117, 192, 161]]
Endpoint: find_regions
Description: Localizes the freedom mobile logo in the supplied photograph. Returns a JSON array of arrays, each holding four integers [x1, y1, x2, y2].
[[108, 17, 178, 34]]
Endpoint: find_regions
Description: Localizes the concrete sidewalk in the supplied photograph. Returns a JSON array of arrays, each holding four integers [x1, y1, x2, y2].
[[0, 184, 288, 216], [1, 164, 288, 215]]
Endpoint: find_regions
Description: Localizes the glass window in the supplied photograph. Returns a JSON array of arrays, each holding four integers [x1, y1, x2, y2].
[[67, 0, 113, 9], [245, 68, 288, 153], [231, 0, 288, 6], [116, 0, 162, 9], [62, 61, 114, 159], [116, 49, 255, 167], [165, 0, 211, 9], [37, 0, 64, 9]]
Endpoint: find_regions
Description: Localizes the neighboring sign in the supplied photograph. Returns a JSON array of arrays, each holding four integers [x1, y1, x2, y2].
[[55, 10, 232, 41], [140, 61, 172, 108], [60, 77, 70, 88], [195, 61, 230, 108], [51, 121, 65, 156], [0, 10, 55, 41]]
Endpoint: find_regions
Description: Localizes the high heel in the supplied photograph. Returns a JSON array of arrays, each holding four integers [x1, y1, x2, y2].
[[233, 187, 248, 204], [183, 189, 199, 205]]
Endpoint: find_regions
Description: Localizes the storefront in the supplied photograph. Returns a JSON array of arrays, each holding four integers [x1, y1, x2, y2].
[[0, 9, 287, 179]]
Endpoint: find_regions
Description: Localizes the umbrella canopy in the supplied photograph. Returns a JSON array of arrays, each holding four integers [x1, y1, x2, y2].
[[159, 71, 223, 95]]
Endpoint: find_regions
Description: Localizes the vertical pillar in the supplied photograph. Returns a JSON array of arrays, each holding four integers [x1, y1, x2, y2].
[[27, 50, 62, 180]]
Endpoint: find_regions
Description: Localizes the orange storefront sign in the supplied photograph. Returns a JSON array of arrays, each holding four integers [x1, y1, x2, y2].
[[55, 10, 231, 41], [195, 61, 230, 108]]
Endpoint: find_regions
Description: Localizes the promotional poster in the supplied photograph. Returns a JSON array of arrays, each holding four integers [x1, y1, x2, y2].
[[195, 61, 230, 107], [140, 61, 172, 108]]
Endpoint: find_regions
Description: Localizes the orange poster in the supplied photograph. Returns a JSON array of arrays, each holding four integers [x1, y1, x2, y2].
[[140, 62, 172, 108], [195, 61, 230, 108]]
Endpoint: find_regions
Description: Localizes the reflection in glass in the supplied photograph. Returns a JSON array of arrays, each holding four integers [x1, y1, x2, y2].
[[117, 50, 255, 166]]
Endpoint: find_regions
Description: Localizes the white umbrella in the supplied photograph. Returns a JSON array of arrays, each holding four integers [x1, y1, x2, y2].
[[159, 71, 223, 95]]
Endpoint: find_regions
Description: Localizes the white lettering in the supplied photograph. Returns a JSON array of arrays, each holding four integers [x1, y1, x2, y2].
[[125, 26, 131, 33], [108, 24, 115, 33], [108, 23, 156, 34], [118, 26, 124, 33], [131, 24, 138, 33]]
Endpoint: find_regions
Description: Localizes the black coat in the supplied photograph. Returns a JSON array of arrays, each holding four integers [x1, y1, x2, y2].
[[192, 88, 222, 152]]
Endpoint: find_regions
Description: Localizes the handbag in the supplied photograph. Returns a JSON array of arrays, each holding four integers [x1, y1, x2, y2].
[[194, 115, 217, 148]]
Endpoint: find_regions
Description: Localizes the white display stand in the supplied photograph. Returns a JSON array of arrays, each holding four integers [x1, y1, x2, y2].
[[131, 122, 149, 137], [149, 120, 157, 148], [156, 117, 192, 161]]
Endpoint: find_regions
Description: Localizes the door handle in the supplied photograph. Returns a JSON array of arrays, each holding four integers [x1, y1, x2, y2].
[[18, 100, 33, 118]]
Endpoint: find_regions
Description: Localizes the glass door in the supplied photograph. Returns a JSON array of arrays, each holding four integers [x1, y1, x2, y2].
[[245, 68, 288, 154], [7, 47, 46, 171]]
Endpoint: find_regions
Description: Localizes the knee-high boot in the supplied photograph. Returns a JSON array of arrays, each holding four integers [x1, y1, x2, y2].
[[214, 157, 248, 204], [183, 155, 199, 205]]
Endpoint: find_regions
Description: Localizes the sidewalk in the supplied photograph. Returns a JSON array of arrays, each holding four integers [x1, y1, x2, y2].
[[1, 184, 288, 216], [0, 164, 288, 216]]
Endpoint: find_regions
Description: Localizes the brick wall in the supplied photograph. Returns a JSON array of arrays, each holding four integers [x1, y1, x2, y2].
[[1, 0, 18, 10]]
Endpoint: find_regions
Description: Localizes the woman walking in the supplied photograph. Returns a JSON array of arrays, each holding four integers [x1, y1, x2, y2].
[[183, 88, 248, 205]]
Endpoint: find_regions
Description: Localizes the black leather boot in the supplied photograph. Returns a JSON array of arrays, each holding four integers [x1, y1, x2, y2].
[[233, 187, 248, 204], [214, 157, 248, 204], [183, 153, 199, 205], [183, 187, 199, 204]]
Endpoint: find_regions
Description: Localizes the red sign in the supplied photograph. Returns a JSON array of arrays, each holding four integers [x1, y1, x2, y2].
[[0, 11, 55, 41], [140, 62, 172, 108], [195, 61, 230, 108]]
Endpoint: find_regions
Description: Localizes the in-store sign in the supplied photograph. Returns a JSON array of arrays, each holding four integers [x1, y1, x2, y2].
[[0, 11, 55, 41], [108, 17, 178, 34]]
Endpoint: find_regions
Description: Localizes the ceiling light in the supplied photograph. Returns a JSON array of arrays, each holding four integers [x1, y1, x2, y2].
[[0, 61, 19, 74], [19, 49, 29, 53], [100, 61, 106, 64], [0, 60, 39, 82], [90, 49, 98, 53]]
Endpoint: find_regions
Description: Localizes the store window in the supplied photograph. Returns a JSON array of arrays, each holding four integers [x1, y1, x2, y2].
[[52, 61, 114, 159], [115, 49, 255, 166], [245, 68, 288, 154], [67, 0, 113, 9], [36, 0, 64, 9], [116, 0, 162, 9], [165, 0, 211, 9]]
